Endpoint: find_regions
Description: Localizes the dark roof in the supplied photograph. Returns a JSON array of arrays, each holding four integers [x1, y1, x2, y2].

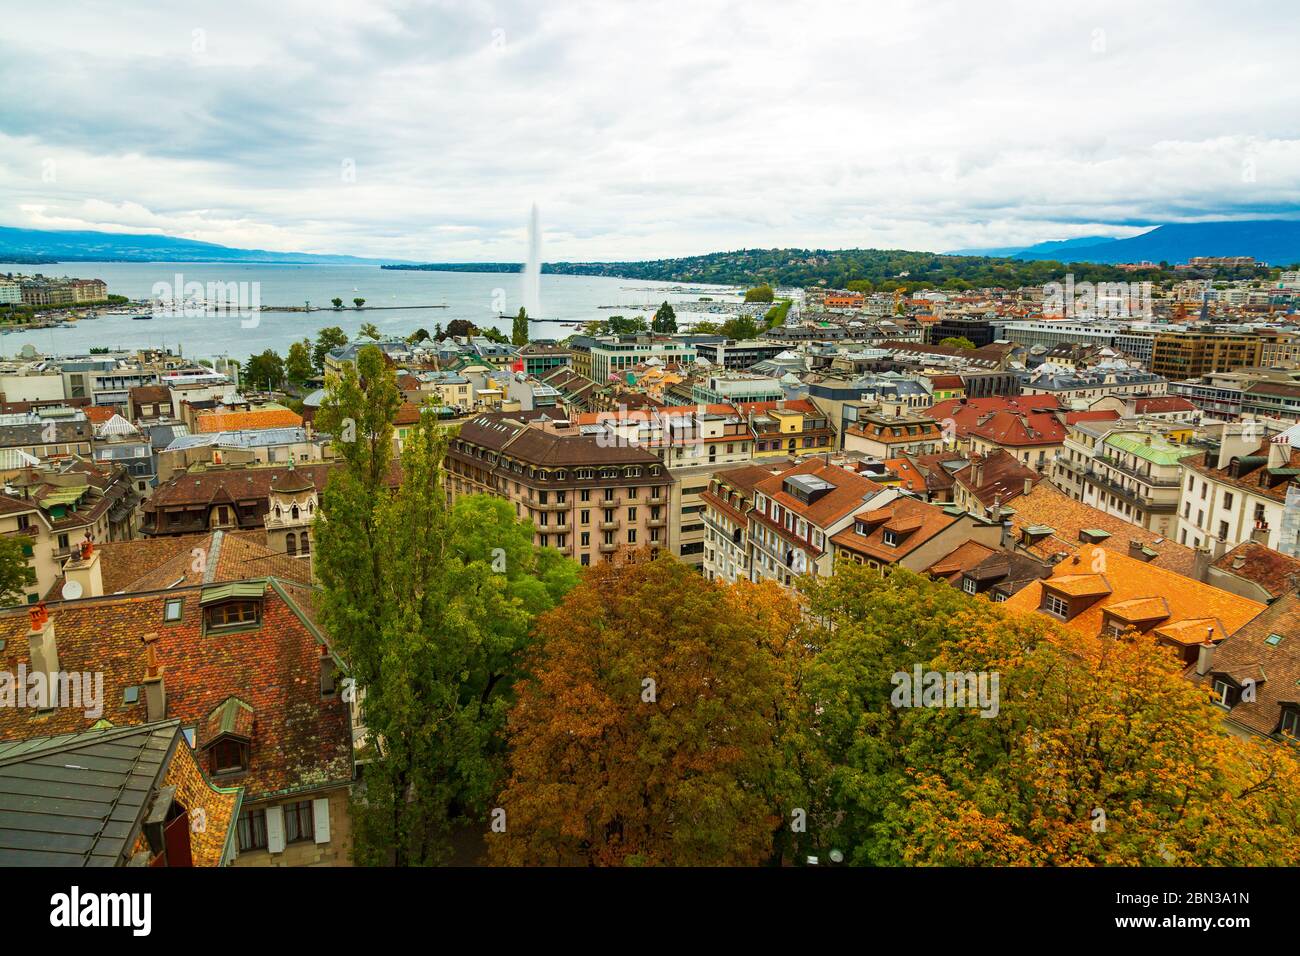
[[0, 720, 180, 866]]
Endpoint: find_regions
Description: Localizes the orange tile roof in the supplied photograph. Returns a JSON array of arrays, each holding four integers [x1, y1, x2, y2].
[[1008, 481, 1197, 577], [196, 408, 303, 433], [831, 496, 959, 563], [85, 405, 118, 424], [1003, 549, 1266, 640]]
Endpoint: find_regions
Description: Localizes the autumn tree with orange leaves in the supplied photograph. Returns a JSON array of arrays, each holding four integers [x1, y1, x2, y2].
[[489, 553, 812, 866], [799, 564, 1300, 866]]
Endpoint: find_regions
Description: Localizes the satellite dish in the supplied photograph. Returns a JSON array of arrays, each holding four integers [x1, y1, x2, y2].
[[61, 580, 83, 600]]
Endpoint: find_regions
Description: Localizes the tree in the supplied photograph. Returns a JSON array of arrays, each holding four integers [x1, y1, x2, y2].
[[0, 536, 35, 607], [652, 301, 677, 334], [445, 319, 477, 339], [353, 297, 366, 309], [314, 350, 578, 864], [407, 328, 430, 345], [511, 308, 529, 347], [313, 326, 349, 372], [490, 555, 805, 866], [690, 320, 722, 335], [359, 322, 381, 341], [286, 338, 313, 385], [798, 565, 1300, 866], [938, 336, 976, 349], [332, 297, 344, 309], [605, 315, 649, 336], [482, 327, 510, 345], [244, 349, 285, 390], [721, 315, 759, 340], [744, 284, 775, 303]]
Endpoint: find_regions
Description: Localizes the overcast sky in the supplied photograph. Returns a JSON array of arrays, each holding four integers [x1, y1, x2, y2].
[[2, 0, 1298, 261]]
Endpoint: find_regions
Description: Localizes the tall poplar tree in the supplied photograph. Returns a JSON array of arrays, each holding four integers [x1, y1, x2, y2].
[[314, 345, 577, 864]]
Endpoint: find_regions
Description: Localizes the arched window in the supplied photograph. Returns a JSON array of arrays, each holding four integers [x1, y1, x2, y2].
[[286, 532, 297, 557], [301, 531, 310, 555], [291, 505, 300, 520], [275, 505, 281, 518]]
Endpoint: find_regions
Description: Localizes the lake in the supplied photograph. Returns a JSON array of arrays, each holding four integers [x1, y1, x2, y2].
[[0, 261, 740, 362]]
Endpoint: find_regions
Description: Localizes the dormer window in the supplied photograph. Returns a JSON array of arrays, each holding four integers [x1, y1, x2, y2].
[[201, 696, 254, 777], [1041, 591, 1071, 619], [883, 530, 898, 547], [1280, 708, 1300, 739], [200, 582, 266, 633], [207, 600, 259, 629], [1211, 678, 1239, 709]]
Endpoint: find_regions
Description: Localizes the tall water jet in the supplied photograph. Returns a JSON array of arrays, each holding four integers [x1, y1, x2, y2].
[[522, 203, 542, 318]]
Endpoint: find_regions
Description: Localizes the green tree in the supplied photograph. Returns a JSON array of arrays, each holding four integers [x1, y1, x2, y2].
[[799, 565, 1300, 866], [721, 315, 760, 340], [652, 301, 677, 334], [445, 319, 477, 339], [313, 326, 349, 373], [358, 322, 381, 341], [353, 297, 366, 309], [938, 336, 976, 349], [744, 284, 775, 303], [332, 297, 344, 309], [243, 349, 285, 390], [315, 349, 577, 864], [511, 307, 529, 347], [286, 338, 313, 385], [0, 536, 35, 607], [482, 326, 510, 345]]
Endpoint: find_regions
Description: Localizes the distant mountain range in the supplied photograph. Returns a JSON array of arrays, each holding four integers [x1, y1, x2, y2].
[[949, 220, 1300, 265], [0, 226, 409, 265]]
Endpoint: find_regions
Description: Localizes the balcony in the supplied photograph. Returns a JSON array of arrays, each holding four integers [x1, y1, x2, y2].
[[647, 518, 667, 529], [599, 519, 621, 531], [533, 499, 571, 512], [599, 541, 619, 553]]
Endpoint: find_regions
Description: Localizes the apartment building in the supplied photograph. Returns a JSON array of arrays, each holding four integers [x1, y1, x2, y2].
[[1176, 432, 1300, 556], [928, 395, 1119, 472], [831, 495, 1003, 576], [842, 411, 945, 459], [740, 399, 835, 459], [445, 412, 672, 566], [1052, 422, 1198, 535], [746, 458, 883, 586], [700, 464, 775, 584], [1020, 366, 1167, 403]]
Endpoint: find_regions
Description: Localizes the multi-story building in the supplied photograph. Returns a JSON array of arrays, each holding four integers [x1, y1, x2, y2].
[[831, 494, 1003, 575], [693, 339, 788, 370], [741, 399, 835, 459], [746, 458, 884, 587], [1149, 329, 1264, 379], [928, 395, 1119, 472], [690, 373, 785, 405], [1052, 422, 1198, 536], [1176, 431, 1300, 556], [445, 412, 672, 567], [700, 464, 775, 584], [587, 337, 697, 385], [842, 411, 945, 459], [517, 343, 573, 378], [1019, 365, 1167, 403]]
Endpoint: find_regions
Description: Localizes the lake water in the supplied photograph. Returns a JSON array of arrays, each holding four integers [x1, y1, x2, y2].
[[0, 261, 740, 362]]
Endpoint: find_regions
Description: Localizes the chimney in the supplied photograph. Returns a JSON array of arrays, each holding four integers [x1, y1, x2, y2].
[[1023, 477, 1033, 497], [971, 455, 984, 488], [1250, 524, 1270, 546], [61, 537, 103, 599], [1192, 547, 1212, 583], [142, 636, 166, 721], [1128, 539, 1148, 561], [1195, 637, 1216, 677], [27, 603, 59, 682]]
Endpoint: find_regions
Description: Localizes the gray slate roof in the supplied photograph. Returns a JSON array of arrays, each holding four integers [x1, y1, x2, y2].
[[0, 720, 181, 866]]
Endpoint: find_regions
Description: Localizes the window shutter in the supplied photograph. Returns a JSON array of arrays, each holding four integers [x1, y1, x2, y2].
[[266, 805, 285, 853], [312, 797, 331, 844]]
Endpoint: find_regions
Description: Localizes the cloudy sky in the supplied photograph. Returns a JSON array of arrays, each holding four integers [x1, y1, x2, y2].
[[2, 0, 1298, 261]]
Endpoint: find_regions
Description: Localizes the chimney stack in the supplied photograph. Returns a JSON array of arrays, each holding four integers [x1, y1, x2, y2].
[[142, 636, 166, 721], [1195, 637, 1216, 676], [1192, 547, 1212, 583], [61, 536, 103, 600], [1250, 524, 1270, 546], [1023, 477, 1033, 497], [27, 603, 58, 684]]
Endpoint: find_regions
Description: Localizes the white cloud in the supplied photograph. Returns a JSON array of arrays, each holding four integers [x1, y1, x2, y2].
[[1, 0, 1298, 260]]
